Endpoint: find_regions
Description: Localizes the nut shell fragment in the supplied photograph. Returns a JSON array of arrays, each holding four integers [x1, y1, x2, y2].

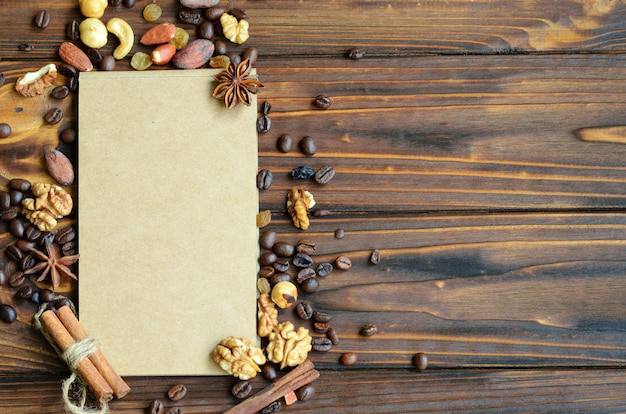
[[15, 64, 57, 97]]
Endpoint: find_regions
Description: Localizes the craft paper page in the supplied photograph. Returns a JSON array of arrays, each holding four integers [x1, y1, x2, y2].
[[78, 69, 259, 376]]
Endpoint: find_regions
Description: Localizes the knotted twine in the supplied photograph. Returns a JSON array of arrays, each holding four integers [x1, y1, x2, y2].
[[33, 299, 109, 414]]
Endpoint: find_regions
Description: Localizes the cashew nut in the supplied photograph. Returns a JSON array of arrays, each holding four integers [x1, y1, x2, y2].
[[79, 18, 108, 49], [106, 17, 134, 60]]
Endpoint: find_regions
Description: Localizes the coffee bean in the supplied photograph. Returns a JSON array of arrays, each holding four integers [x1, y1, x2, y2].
[[123, 0, 136, 8], [6, 245, 23, 262], [179, 9, 202, 25], [314, 165, 335, 184], [293, 252, 313, 267], [0, 270, 6, 286], [231, 380, 252, 399], [272, 260, 289, 273], [276, 134, 293, 153], [34, 10, 51, 29], [272, 241, 294, 257], [60, 127, 77, 144], [295, 268, 316, 284], [9, 271, 26, 287], [299, 136, 316, 155], [414, 352, 428, 371], [15, 285, 33, 300], [259, 251, 277, 266], [51, 85, 69, 99], [86, 47, 103, 64], [259, 229, 277, 250], [62, 241, 77, 256], [165, 408, 181, 414], [243, 47, 259, 65], [9, 190, 23, 206], [313, 321, 329, 333], [370, 249, 381, 264], [0, 192, 10, 209], [316, 262, 333, 277], [295, 301, 313, 320], [38, 231, 55, 247], [335, 255, 352, 270], [360, 323, 378, 337], [341, 352, 358, 366], [227, 52, 242, 66], [8, 179, 31, 192], [262, 364, 277, 381], [257, 115, 271, 133], [261, 401, 281, 414], [57, 63, 78, 78], [311, 337, 332, 352], [300, 277, 319, 293], [0, 304, 17, 323], [109, 0, 122, 5], [296, 239, 315, 255], [21, 254, 36, 271], [214, 39, 228, 55], [312, 209, 331, 217], [326, 327, 340, 345], [30, 291, 41, 304], [230, 7, 248, 20], [258, 266, 275, 278], [167, 383, 187, 401], [334, 228, 344, 239], [9, 219, 25, 239], [17, 239, 35, 252], [67, 20, 80, 40], [268, 272, 290, 286], [24, 226, 42, 241], [313, 311, 332, 323], [19, 43, 35, 51], [0, 123, 11, 138], [100, 55, 116, 71], [204, 6, 226, 21], [348, 47, 365, 59], [147, 399, 164, 414], [54, 297, 71, 310], [55, 226, 76, 244], [256, 169, 272, 190], [0, 208, 18, 221], [67, 76, 78, 92], [291, 166, 315, 180], [44, 108, 63, 125], [39, 288, 55, 303], [0, 73, 5, 88], [295, 384, 315, 401], [197, 21, 214, 39], [313, 95, 331, 109]]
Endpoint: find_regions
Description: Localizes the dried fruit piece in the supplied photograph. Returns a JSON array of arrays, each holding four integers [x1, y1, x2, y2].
[[266, 321, 312, 369], [45, 149, 74, 185], [256, 209, 271, 228], [220, 13, 249, 44], [168, 27, 189, 50], [211, 336, 266, 380], [286, 188, 315, 230], [142, 3, 162, 22], [130, 52, 153, 70], [15, 64, 57, 97]]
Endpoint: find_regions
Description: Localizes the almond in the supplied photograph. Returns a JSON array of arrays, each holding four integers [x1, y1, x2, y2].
[[151, 43, 177, 65], [172, 39, 215, 69], [45, 149, 75, 186], [58, 42, 93, 72], [140, 22, 177, 45]]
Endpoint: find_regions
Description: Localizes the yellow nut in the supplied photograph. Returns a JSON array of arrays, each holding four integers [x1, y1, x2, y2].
[[271, 281, 298, 309], [78, 0, 107, 18], [79, 18, 108, 49], [106, 17, 134, 60], [220, 13, 249, 44]]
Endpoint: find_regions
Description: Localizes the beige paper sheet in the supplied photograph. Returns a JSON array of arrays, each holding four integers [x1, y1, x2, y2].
[[77, 70, 259, 376]]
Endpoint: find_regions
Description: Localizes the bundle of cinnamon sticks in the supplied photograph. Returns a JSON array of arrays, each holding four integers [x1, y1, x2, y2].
[[39, 304, 130, 403]]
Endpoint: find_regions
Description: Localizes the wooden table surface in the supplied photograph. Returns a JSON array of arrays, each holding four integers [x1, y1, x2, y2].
[[2, 0, 626, 412]]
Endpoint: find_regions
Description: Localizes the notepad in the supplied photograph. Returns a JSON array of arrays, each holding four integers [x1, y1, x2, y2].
[[77, 70, 259, 376]]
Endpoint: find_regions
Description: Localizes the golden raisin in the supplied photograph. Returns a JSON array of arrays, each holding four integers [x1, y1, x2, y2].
[[168, 27, 189, 50], [130, 52, 153, 71], [142, 3, 162, 23]]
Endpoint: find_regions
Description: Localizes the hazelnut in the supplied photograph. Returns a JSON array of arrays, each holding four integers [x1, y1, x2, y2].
[[270, 281, 298, 309], [79, 18, 108, 49]]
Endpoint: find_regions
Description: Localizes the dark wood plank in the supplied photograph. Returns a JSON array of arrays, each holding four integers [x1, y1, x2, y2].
[[2, 368, 626, 413]]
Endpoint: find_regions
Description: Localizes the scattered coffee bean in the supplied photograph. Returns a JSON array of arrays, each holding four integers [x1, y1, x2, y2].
[[167, 383, 187, 401], [39, 289, 55, 303], [213, 38, 228, 55], [58, 63, 78, 79], [232, 380, 252, 399], [295, 384, 315, 401], [51, 85, 69, 100], [261, 400, 281, 414], [67, 20, 80, 40], [292, 252, 313, 268], [414, 352, 428, 371], [300, 277, 319, 293], [291, 166, 315, 180], [314, 165, 335, 185], [60, 127, 77, 144], [9, 190, 23, 206], [67, 76, 78, 92], [165, 408, 181, 414], [21, 254, 36, 272], [334, 228, 344, 239], [0, 208, 17, 221], [272, 260, 289, 273], [0, 269, 6, 286], [348, 47, 365, 59], [313, 321, 330, 333], [85, 47, 102, 64], [54, 297, 71, 310], [230, 7, 248, 20], [267, 272, 290, 286], [9, 271, 26, 287], [226, 52, 242, 65], [257, 115, 271, 133], [259, 251, 277, 266], [55, 226, 76, 244], [0, 73, 6, 88], [296, 239, 315, 255], [123, 0, 137, 8], [0, 192, 10, 209], [260, 100, 271, 115], [109, 0, 122, 5], [276, 134, 293, 153], [326, 327, 340, 345], [262, 364, 278, 381], [258, 266, 275, 278], [311, 337, 332, 352], [19, 43, 34, 51], [296, 268, 316, 284], [341, 352, 358, 366], [9, 179, 30, 192], [24, 226, 41, 241], [34, 10, 51, 29], [9, 219, 25, 239], [100, 55, 116, 71], [312, 209, 331, 217], [0, 304, 17, 323], [15, 285, 33, 300], [61, 241, 77, 256], [259, 229, 277, 250], [295, 301, 313, 320], [272, 241, 294, 258], [243, 46, 259, 65], [30, 291, 41, 304], [313, 95, 331, 109], [6, 245, 23, 262], [313, 311, 332, 323], [196, 21, 214, 39], [299, 136, 316, 155], [256, 169, 272, 190], [316, 262, 333, 277], [360, 323, 378, 337], [44, 108, 63, 125], [17, 239, 35, 252], [0, 123, 12, 138], [38, 231, 55, 247], [370, 249, 381, 264], [147, 399, 164, 414], [205, 6, 226, 21], [335, 255, 352, 270]]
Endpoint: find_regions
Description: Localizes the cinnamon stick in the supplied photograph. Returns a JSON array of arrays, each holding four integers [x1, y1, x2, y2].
[[224, 360, 319, 414], [40, 310, 114, 403], [56, 305, 131, 399]]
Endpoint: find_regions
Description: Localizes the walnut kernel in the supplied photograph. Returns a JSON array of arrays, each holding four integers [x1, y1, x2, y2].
[[22, 183, 73, 231], [220, 13, 249, 44], [286, 188, 315, 230], [266, 321, 312, 369], [15, 64, 58, 97], [211, 336, 266, 380], [258, 293, 278, 337]]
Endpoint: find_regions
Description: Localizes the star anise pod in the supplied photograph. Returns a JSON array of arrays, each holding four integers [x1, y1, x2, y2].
[[24, 242, 79, 291], [212, 58, 264, 109]]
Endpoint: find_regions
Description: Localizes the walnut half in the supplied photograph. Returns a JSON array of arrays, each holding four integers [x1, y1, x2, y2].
[[258, 293, 278, 337], [211, 336, 266, 380], [286, 188, 315, 230], [15, 64, 58, 97], [266, 321, 312, 369], [22, 183, 73, 231]]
